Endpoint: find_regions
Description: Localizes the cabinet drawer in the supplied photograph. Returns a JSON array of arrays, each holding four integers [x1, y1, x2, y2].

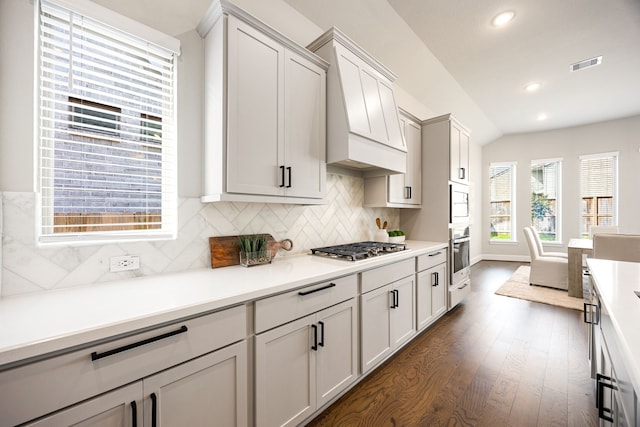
[[449, 280, 471, 309], [0, 305, 247, 427], [255, 275, 357, 333], [361, 258, 414, 294], [417, 248, 447, 272]]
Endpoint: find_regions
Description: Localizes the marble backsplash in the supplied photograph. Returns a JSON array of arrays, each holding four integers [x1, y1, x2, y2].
[[0, 174, 400, 297]]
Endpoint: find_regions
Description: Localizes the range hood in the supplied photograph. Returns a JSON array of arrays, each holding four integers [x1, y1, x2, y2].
[[308, 28, 407, 176]]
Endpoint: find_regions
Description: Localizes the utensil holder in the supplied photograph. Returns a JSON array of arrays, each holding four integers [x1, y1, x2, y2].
[[239, 250, 273, 267], [374, 229, 389, 243]]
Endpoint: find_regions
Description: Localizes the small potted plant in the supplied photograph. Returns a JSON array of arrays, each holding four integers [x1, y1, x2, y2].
[[387, 230, 406, 243], [238, 234, 272, 267]]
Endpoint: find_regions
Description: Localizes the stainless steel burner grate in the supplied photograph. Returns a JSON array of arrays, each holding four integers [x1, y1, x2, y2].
[[310, 241, 407, 261]]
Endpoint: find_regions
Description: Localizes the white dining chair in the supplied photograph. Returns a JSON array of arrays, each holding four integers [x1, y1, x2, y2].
[[592, 233, 640, 263], [529, 226, 567, 259], [523, 227, 569, 290]]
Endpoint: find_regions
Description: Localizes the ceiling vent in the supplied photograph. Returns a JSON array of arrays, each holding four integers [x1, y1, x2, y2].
[[570, 56, 602, 72]]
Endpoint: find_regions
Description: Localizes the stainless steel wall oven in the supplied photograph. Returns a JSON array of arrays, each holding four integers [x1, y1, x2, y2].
[[450, 224, 470, 285]]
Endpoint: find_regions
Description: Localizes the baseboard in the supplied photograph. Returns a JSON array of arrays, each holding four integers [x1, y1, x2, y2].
[[475, 254, 530, 263]]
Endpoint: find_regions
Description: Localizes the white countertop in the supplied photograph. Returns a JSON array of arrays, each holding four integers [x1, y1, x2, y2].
[[0, 240, 446, 368], [587, 258, 640, 395]]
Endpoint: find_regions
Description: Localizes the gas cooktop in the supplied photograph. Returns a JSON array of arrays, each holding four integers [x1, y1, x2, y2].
[[310, 241, 407, 261]]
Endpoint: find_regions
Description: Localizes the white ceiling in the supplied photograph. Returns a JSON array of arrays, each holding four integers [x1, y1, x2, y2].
[[94, 0, 640, 144]]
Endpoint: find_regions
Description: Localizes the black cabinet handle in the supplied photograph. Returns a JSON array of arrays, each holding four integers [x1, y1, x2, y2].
[[596, 373, 615, 422], [131, 401, 137, 427], [390, 289, 399, 309], [91, 325, 188, 361], [318, 321, 325, 347], [409, 186, 412, 199], [298, 283, 336, 296], [395, 289, 400, 308], [405, 186, 410, 199], [459, 167, 466, 180], [279, 165, 285, 187], [583, 303, 600, 325], [428, 251, 442, 257], [311, 324, 318, 351], [433, 271, 439, 287], [286, 166, 292, 188], [150, 393, 158, 427]]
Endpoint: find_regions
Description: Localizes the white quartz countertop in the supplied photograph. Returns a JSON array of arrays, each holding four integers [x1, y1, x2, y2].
[[0, 240, 446, 368], [587, 258, 640, 396]]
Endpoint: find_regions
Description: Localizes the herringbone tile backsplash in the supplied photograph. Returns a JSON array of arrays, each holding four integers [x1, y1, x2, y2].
[[0, 174, 399, 296]]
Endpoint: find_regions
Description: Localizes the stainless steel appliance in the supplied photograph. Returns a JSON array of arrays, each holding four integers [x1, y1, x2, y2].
[[310, 241, 407, 261], [450, 224, 470, 284], [450, 183, 470, 224]]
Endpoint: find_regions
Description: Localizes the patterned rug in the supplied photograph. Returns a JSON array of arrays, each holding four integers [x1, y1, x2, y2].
[[495, 265, 584, 311]]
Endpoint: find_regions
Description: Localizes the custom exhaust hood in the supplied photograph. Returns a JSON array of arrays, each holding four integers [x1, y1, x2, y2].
[[308, 28, 407, 176]]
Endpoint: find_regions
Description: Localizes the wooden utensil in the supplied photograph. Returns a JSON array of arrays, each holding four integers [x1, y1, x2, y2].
[[209, 234, 293, 268], [376, 218, 381, 229], [382, 221, 387, 229]]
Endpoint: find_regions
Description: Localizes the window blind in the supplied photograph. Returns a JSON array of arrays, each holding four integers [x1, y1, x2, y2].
[[489, 163, 515, 240], [580, 153, 618, 235], [37, 0, 177, 243]]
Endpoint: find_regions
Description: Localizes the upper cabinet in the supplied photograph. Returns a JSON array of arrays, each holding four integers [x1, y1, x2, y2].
[[197, 1, 328, 204], [364, 109, 422, 208], [448, 118, 470, 185], [307, 28, 407, 176]]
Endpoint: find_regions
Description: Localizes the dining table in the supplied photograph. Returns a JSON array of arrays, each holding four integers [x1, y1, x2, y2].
[[567, 238, 593, 298]]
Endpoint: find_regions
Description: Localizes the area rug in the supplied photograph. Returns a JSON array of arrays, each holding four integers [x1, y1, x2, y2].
[[495, 266, 584, 311]]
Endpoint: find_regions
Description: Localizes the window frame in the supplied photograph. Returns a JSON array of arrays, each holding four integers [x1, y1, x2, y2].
[[35, 0, 179, 245], [579, 152, 619, 238], [530, 158, 562, 244], [489, 161, 517, 243]]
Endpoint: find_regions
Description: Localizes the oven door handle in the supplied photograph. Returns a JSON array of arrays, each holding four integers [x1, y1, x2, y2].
[[452, 237, 471, 243]]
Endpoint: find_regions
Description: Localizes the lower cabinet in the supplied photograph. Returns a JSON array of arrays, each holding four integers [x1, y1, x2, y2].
[[255, 298, 358, 427], [416, 249, 448, 331], [360, 269, 416, 374], [26, 341, 247, 427]]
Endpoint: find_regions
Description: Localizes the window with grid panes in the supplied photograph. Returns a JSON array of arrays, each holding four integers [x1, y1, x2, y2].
[[580, 153, 618, 237], [530, 159, 561, 242], [489, 162, 516, 241]]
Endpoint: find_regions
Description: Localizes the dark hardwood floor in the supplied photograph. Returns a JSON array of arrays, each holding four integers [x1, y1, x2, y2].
[[305, 261, 598, 427]]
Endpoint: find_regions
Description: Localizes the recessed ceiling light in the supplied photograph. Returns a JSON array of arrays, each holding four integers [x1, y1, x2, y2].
[[537, 113, 548, 121], [525, 82, 542, 92], [492, 11, 515, 27]]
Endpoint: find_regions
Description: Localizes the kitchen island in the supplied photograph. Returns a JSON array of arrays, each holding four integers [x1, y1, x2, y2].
[[586, 258, 640, 426], [0, 240, 449, 426]]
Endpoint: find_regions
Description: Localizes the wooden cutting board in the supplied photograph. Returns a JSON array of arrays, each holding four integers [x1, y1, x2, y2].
[[208, 234, 293, 268]]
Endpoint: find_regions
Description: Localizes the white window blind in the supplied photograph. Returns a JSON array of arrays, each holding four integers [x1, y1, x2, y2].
[[37, 0, 178, 244], [580, 153, 618, 237], [489, 162, 516, 241]]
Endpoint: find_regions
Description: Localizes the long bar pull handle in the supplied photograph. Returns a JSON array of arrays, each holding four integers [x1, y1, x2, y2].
[[286, 166, 292, 188], [596, 373, 615, 422], [405, 186, 410, 199], [131, 401, 137, 427], [279, 166, 285, 187], [91, 325, 188, 361], [390, 290, 396, 309], [428, 251, 443, 257], [318, 321, 325, 347], [298, 283, 336, 296], [150, 393, 158, 427], [583, 303, 600, 325], [459, 167, 466, 180], [395, 289, 400, 308], [433, 271, 439, 287], [311, 324, 318, 351]]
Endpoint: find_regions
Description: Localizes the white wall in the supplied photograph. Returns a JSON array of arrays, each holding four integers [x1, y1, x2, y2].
[[482, 115, 640, 260]]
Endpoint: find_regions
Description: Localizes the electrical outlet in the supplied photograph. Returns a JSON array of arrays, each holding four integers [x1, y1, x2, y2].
[[110, 255, 140, 272]]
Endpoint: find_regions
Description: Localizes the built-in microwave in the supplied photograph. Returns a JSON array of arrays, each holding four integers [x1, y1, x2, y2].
[[450, 183, 470, 224]]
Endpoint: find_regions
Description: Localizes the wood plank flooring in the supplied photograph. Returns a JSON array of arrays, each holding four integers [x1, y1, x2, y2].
[[305, 261, 598, 426]]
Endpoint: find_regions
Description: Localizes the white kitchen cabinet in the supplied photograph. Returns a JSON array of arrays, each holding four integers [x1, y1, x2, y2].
[[198, 3, 327, 204], [449, 119, 470, 185], [307, 27, 407, 176], [364, 109, 422, 208], [360, 260, 416, 373], [2, 306, 248, 427], [416, 249, 448, 331], [254, 276, 358, 427]]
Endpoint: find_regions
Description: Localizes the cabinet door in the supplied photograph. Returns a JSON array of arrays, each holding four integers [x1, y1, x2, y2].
[[416, 269, 433, 331], [360, 284, 393, 374], [389, 117, 421, 205], [284, 50, 326, 199], [226, 15, 284, 196], [26, 382, 142, 427], [391, 276, 416, 348], [449, 121, 470, 184], [316, 299, 358, 408], [143, 340, 248, 427], [255, 316, 315, 427], [431, 263, 448, 319]]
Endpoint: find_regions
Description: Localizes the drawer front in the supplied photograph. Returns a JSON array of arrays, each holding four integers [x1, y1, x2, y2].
[[0, 305, 247, 427], [449, 279, 471, 309], [255, 274, 357, 333], [417, 248, 447, 272], [361, 258, 414, 294]]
